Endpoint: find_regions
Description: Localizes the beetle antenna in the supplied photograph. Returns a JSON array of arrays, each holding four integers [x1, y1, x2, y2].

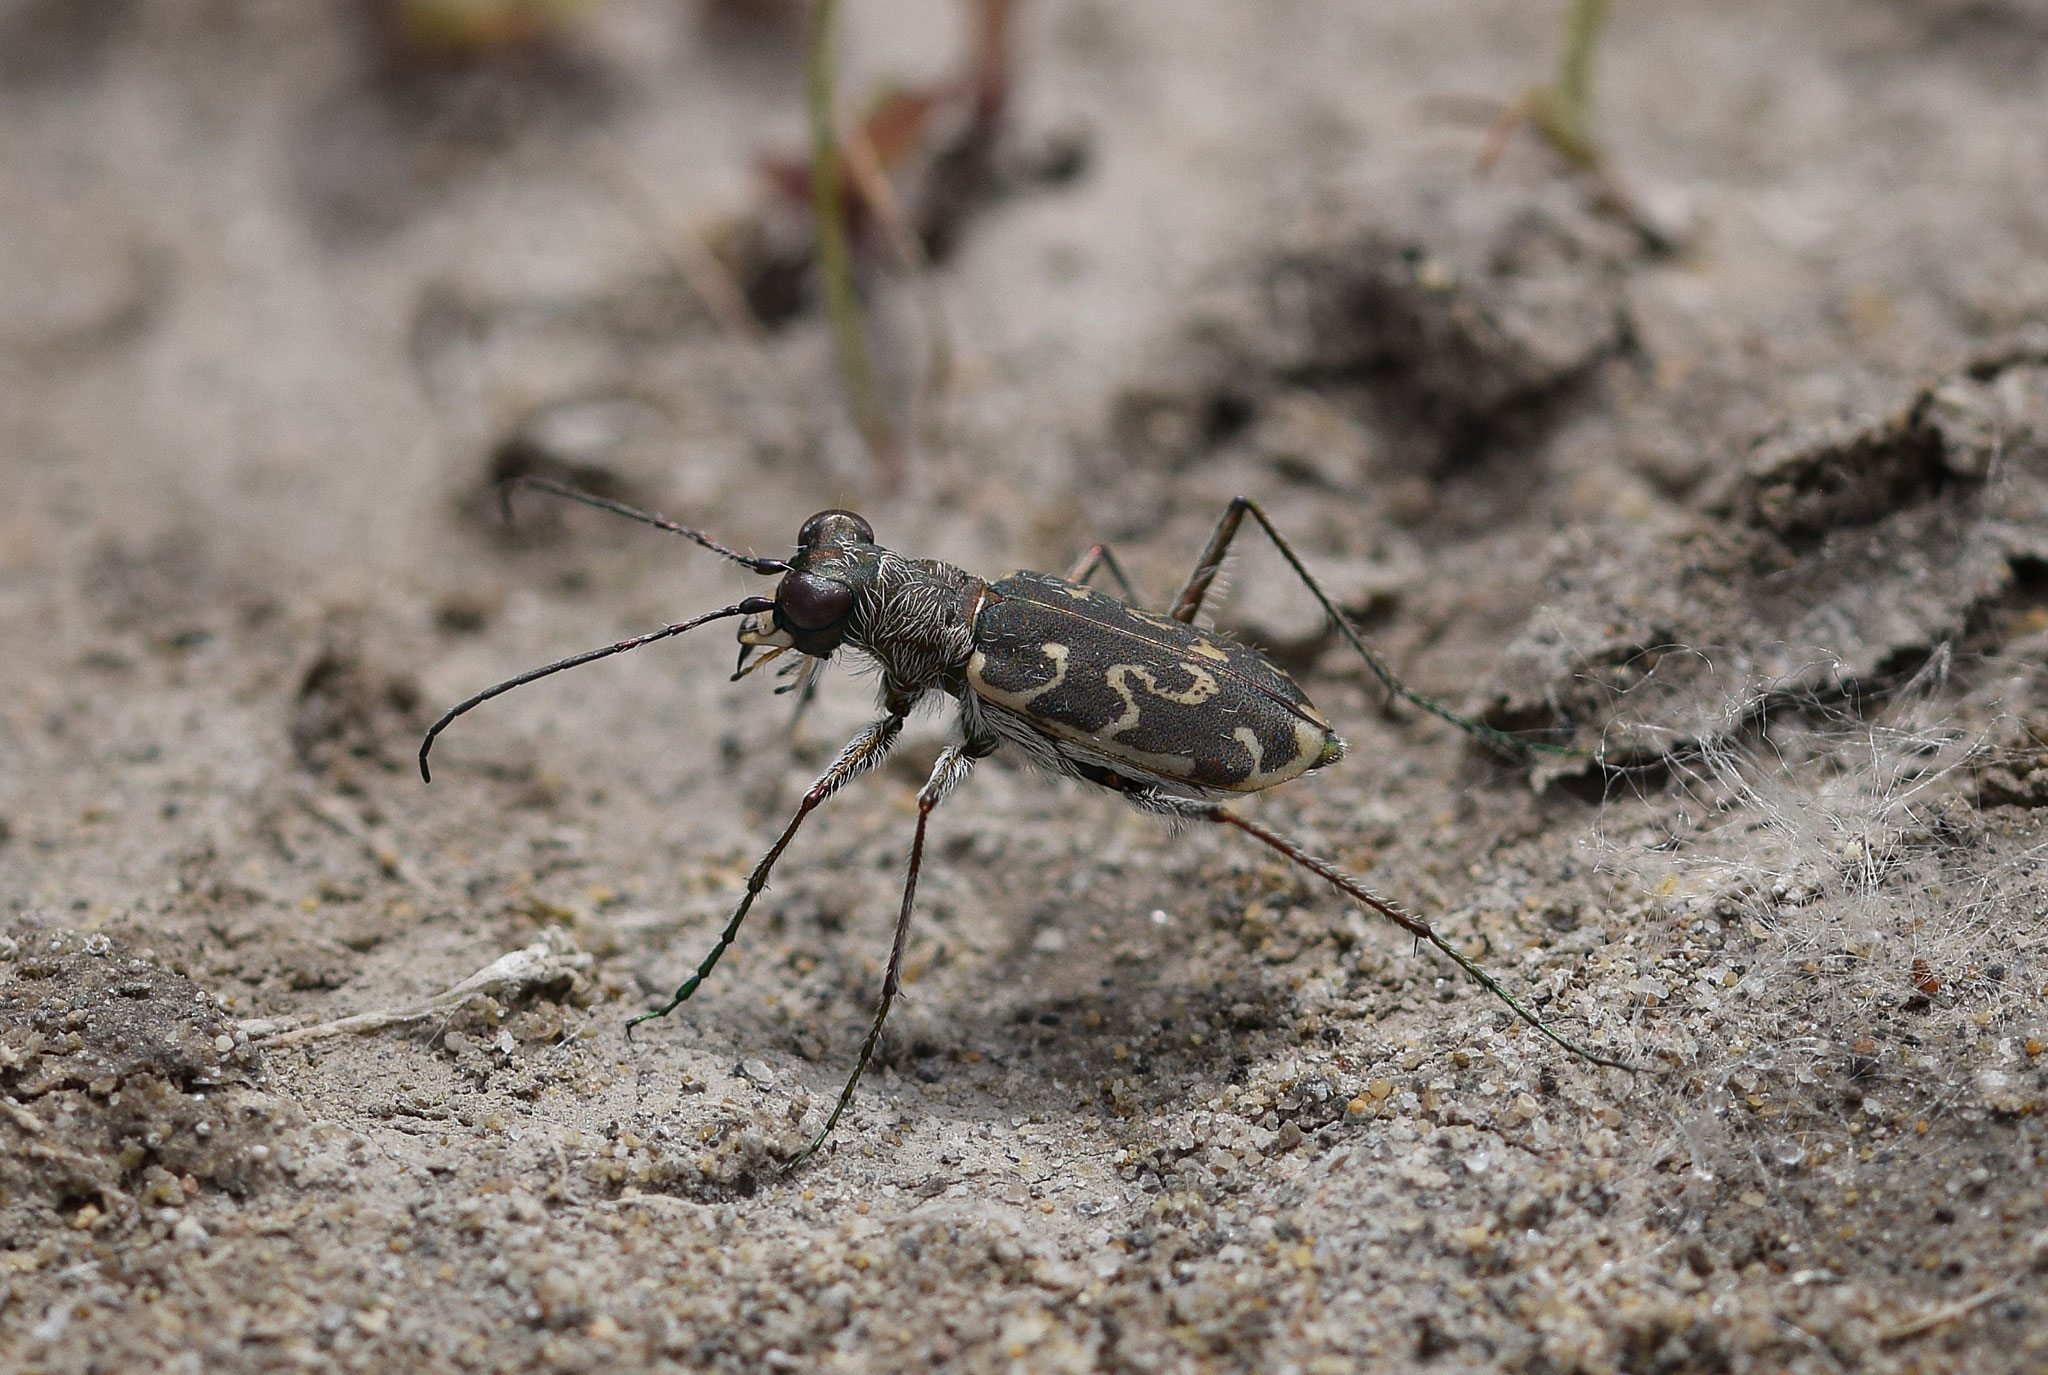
[[500, 475, 790, 574], [419, 597, 776, 782]]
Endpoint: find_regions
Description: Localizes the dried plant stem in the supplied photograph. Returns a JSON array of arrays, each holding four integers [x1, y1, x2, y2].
[[585, 135, 764, 344], [1480, 0, 1607, 173], [1475, 0, 1674, 249], [240, 935, 592, 1048], [805, 0, 903, 485], [1878, 1279, 2013, 1344], [842, 122, 953, 448]]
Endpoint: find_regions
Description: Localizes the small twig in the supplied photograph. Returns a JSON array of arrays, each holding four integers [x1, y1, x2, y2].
[[550, 1138, 573, 1194], [243, 933, 591, 1047], [599, 1192, 701, 1216], [584, 135, 766, 344], [805, 0, 904, 485]]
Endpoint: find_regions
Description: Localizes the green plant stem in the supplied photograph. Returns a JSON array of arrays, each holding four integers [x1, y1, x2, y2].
[[1546, 0, 1608, 164], [804, 0, 900, 483]]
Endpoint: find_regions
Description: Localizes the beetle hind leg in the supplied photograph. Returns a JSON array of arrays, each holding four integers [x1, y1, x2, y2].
[[1171, 496, 1578, 761], [1073, 765, 1630, 1064], [1193, 800, 1637, 1071]]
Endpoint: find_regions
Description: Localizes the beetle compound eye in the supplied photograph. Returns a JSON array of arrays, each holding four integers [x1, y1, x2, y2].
[[798, 510, 875, 548], [779, 572, 854, 630]]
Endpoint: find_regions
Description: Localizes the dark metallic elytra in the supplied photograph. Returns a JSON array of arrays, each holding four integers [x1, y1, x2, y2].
[[968, 570, 1345, 793], [419, 478, 1634, 1169]]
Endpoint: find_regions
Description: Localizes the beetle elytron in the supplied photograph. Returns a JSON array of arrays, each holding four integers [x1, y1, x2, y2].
[[420, 478, 1630, 1166]]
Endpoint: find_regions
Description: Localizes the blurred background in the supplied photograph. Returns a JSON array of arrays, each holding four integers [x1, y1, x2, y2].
[[5, 2, 2048, 1371]]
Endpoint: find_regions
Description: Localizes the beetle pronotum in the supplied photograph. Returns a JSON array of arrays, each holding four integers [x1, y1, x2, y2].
[[421, 478, 1632, 1165]]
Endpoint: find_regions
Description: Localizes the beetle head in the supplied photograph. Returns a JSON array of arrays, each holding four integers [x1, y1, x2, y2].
[[738, 509, 878, 661]]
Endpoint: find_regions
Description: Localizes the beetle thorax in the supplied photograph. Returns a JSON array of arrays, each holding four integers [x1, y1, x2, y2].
[[845, 553, 984, 696]]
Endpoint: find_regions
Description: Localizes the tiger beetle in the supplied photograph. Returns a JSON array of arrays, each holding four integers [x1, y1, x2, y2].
[[420, 476, 1633, 1167]]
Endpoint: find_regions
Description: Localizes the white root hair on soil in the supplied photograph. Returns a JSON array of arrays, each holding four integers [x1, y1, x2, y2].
[[1593, 644, 2047, 1193]]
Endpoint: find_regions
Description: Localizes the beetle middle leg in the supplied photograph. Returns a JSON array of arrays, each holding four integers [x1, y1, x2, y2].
[[628, 706, 909, 1034], [790, 742, 984, 1167], [1170, 496, 1569, 759]]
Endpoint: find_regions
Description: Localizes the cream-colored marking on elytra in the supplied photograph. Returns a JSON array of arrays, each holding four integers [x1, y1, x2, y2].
[[1165, 663, 1222, 705], [1233, 726, 1264, 777], [970, 628, 1325, 791], [1099, 662, 1221, 740], [1061, 584, 1095, 601], [966, 641, 1071, 713], [1128, 609, 1186, 635], [1098, 667, 1143, 740], [1235, 717, 1341, 791], [1188, 637, 1230, 663]]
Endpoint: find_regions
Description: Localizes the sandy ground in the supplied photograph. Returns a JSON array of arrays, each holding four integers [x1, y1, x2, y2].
[[6, 1, 2048, 1371]]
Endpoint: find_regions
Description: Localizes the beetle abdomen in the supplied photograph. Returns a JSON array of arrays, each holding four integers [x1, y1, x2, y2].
[[966, 571, 1344, 793]]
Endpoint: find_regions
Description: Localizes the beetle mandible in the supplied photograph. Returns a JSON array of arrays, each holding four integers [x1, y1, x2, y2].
[[420, 477, 1631, 1166]]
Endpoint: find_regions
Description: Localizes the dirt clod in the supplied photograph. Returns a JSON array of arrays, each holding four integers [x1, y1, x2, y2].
[[1, 926, 285, 1242]]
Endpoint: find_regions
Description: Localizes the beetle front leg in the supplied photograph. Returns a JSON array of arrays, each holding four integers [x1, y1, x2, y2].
[[627, 707, 908, 1035], [788, 743, 980, 1168]]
